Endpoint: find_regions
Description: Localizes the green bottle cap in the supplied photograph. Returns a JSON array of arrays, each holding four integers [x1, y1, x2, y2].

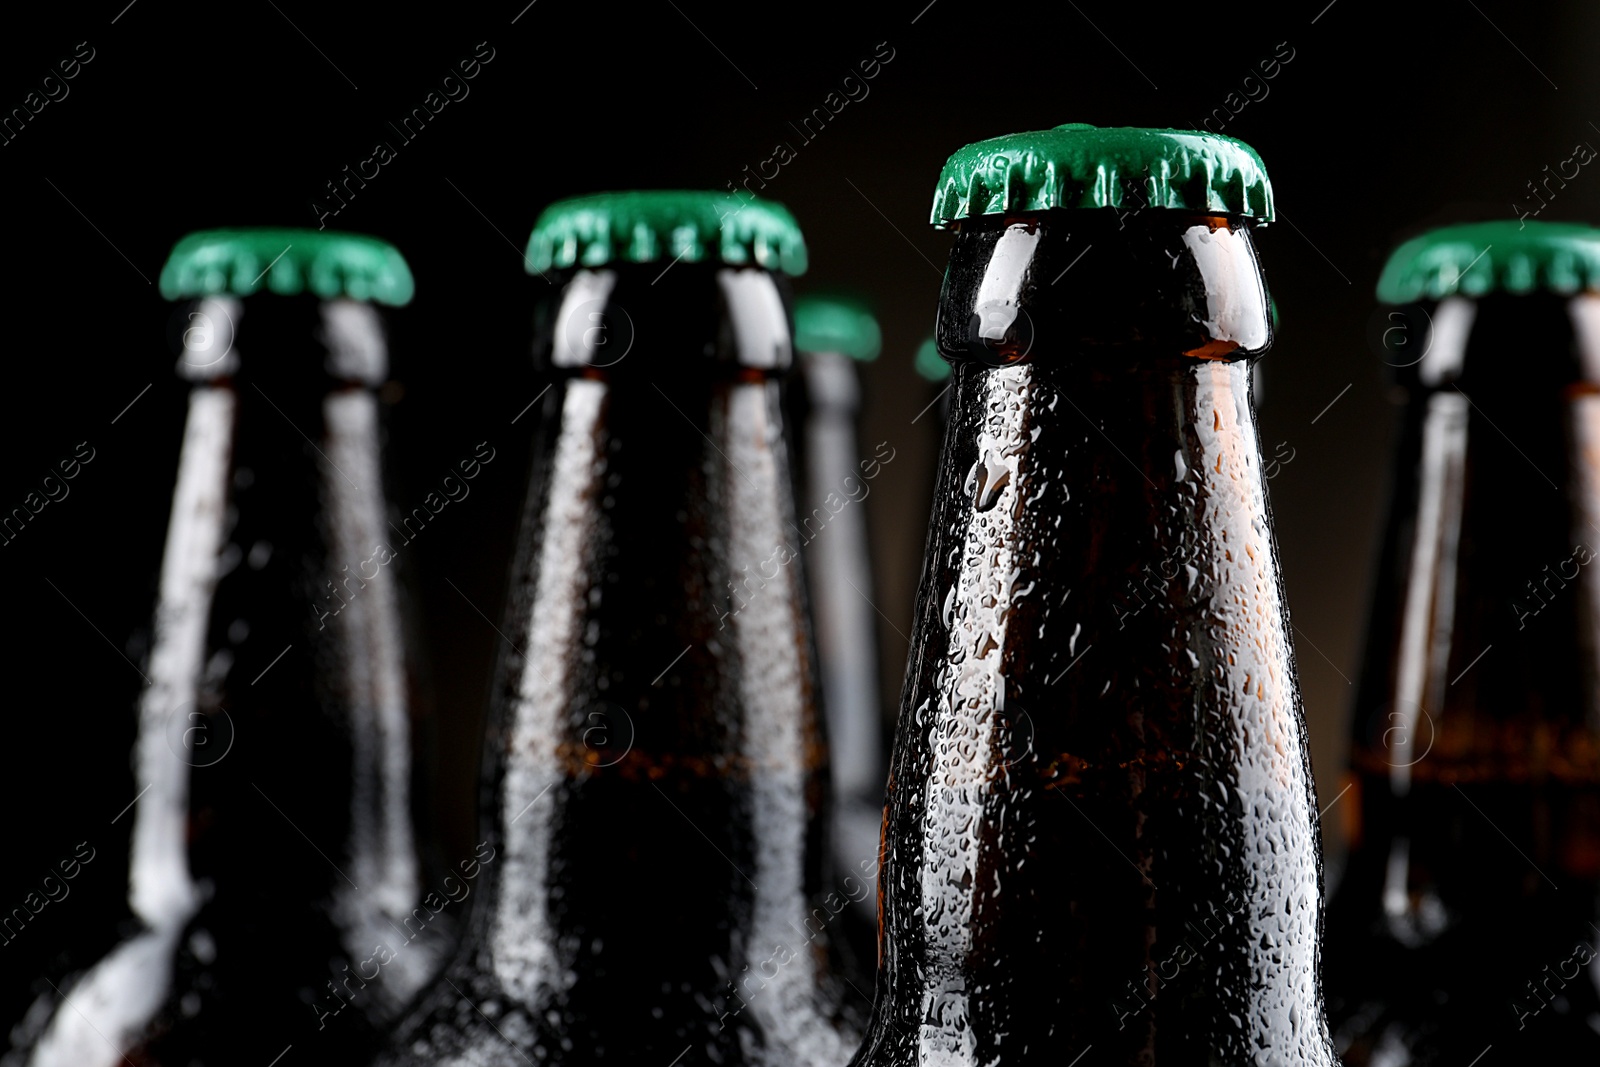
[[160, 229, 414, 305], [913, 336, 950, 382], [793, 294, 881, 361], [931, 123, 1274, 229], [526, 191, 808, 276], [1376, 220, 1600, 303]]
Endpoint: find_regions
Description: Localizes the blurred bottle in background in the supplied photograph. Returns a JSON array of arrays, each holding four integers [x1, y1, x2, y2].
[[379, 192, 864, 1067], [1325, 221, 1600, 1064], [10, 230, 438, 1066], [790, 293, 885, 954], [853, 124, 1339, 1067]]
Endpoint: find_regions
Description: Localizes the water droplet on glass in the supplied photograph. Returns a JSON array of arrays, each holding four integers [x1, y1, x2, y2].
[[974, 451, 1010, 512]]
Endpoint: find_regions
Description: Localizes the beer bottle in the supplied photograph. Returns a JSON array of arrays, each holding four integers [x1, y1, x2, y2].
[[792, 293, 887, 936], [1325, 221, 1600, 1063], [15, 230, 436, 1066], [379, 191, 863, 1066], [852, 124, 1339, 1066]]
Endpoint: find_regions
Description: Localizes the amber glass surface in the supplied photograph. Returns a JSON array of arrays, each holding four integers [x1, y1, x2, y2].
[[380, 263, 862, 1067], [851, 213, 1339, 1067], [1326, 291, 1600, 1064]]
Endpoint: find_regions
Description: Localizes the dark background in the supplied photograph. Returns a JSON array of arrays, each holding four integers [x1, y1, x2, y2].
[[3, 0, 1597, 1035]]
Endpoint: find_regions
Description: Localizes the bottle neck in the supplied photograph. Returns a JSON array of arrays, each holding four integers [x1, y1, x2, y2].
[[863, 215, 1333, 1065], [470, 264, 852, 1058], [130, 295, 425, 1019], [796, 349, 879, 803], [933, 211, 1272, 362], [1339, 292, 1600, 932], [534, 261, 793, 376], [1353, 292, 1600, 786]]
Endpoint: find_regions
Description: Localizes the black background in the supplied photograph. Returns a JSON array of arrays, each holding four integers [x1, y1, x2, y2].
[[3, 0, 1597, 1037]]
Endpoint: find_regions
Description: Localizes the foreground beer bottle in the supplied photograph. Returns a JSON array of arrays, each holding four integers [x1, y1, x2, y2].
[[15, 231, 435, 1066], [852, 124, 1338, 1066], [791, 293, 887, 937], [1325, 221, 1600, 1064], [380, 192, 861, 1066]]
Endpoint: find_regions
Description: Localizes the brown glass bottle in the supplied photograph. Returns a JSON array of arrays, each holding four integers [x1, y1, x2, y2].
[[852, 207, 1339, 1066], [789, 295, 889, 974], [11, 232, 435, 1067], [379, 196, 862, 1067], [1326, 279, 1600, 1062]]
